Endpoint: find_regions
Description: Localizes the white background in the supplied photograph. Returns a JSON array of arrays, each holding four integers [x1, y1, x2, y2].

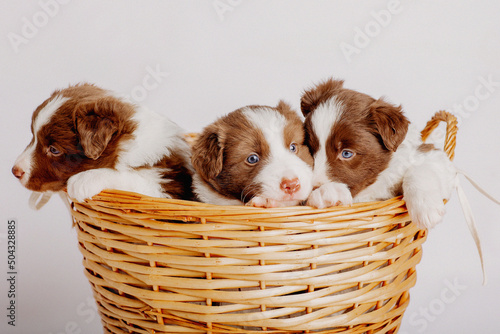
[[1, 1, 499, 333]]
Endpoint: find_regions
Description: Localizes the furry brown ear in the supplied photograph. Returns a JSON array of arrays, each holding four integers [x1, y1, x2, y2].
[[73, 97, 121, 160], [191, 125, 224, 182], [369, 99, 409, 152], [275, 100, 299, 119], [275, 100, 293, 113], [301, 78, 344, 117]]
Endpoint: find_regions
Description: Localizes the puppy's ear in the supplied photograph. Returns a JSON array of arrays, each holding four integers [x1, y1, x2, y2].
[[369, 98, 409, 152], [275, 100, 298, 119], [191, 125, 224, 182], [73, 97, 123, 160], [301, 78, 344, 117], [275, 100, 293, 113]]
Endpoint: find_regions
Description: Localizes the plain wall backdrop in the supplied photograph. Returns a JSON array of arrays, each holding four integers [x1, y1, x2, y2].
[[1, 1, 499, 333]]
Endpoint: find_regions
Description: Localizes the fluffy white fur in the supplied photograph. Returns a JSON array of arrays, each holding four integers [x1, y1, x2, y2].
[[114, 95, 192, 169]]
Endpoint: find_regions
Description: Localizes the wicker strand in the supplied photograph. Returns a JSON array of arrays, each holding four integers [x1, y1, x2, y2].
[[201, 217, 214, 334], [420, 110, 458, 160]]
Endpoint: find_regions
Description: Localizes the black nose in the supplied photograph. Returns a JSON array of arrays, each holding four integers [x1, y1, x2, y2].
[[12, 166, 25, 179]]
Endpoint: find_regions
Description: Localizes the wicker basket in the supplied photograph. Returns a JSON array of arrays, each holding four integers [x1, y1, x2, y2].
[[69, 111, 457, 334]]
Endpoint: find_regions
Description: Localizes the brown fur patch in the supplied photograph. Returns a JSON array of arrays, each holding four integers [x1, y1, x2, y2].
[[278, 101, 314, 167], [73, 96, 136, 160], [418, 143, 436, 153], [390, 181, 403, 197], [304, 116, 320, 157], [369, 99, 409, 152], [141, 149, 195, 200]]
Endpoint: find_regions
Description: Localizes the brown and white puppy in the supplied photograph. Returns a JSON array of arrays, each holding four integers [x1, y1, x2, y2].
[[12, 83, 194, 202], [301, 78, 456, 229], [191, 102, 314, 207]]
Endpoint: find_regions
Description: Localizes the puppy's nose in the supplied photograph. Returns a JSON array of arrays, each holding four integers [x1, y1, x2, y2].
[[280, 177, 301, 195], [12, 165, 25, 179]]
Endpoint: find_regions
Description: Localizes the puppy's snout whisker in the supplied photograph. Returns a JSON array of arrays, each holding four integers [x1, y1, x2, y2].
[[241, 183, 259, 203]]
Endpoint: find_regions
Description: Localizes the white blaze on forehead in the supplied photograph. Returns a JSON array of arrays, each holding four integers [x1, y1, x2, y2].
[[32, 95, 69, 136], [309, 98, 344, 187], [14, 95, 69, 184], [241, 107, 313, 202], [242, 106, 287, 151], [310, 98, 344, 149]]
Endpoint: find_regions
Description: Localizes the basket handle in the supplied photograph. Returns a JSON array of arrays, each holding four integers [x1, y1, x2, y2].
[[420, 110, 458, 161], [422, 111, 492, 285]]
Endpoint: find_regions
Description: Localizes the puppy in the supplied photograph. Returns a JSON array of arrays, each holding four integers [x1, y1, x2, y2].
[[301, 78, 456, 229], [12, 83, 194, 202], [191, 102, 314, 207]]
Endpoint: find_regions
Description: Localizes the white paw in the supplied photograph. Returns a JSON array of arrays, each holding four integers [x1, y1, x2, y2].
[[306, 182, 353, 208], [405, 193, 446, 229], [67, 171, 108, 202]]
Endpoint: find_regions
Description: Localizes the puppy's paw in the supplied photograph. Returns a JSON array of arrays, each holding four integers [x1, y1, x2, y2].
[[405, 193, 446, 230], [67, 170, 107, 202], [306, 182, 353, 209]]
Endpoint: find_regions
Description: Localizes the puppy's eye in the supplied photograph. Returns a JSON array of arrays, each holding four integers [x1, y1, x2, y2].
[[340, 149, 354, 159], [289, 143, 297, 153], [48, 146, 61, 156], [246, 154, 260, 165]]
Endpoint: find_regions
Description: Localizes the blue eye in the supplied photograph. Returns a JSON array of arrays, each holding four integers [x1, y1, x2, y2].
[[289, 143, 297, 153], [341, 150, 354, 159], [49, 146, 61, 155], [246, 154, 260, 164]]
